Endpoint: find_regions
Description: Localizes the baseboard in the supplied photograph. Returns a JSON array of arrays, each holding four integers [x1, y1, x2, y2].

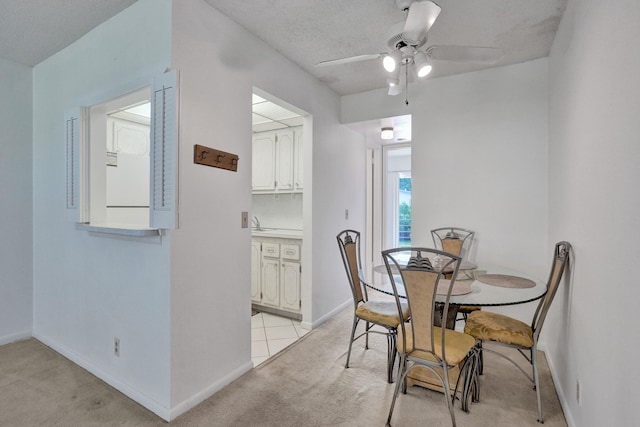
[[252, 304, 302, 321], [169, 361, 253, 421], [0, 330, 32, 346], [33, 332, 171, 421], [310, 298, 352, 329], [538, 344, 576, 427]]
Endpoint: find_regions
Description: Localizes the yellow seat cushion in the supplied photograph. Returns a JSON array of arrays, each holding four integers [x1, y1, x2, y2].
[[464, 311, 533, 348], [397, 324, 476, 366], [356, 300, 409, 329]]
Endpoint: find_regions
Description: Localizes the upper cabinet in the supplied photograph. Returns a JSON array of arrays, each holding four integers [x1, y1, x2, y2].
[[294, 129, 303, 191], [252, 127, 303, 193], [252, 131, 276, 191]]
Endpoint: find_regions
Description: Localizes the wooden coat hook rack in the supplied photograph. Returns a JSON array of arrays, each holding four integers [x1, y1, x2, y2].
[[194, 144, 239, 172]]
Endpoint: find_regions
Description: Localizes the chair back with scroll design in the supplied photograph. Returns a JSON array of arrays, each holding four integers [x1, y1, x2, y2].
[[431, 227, 475, 259], [531, 241, 571, 344], [337, 229, 366, 305]]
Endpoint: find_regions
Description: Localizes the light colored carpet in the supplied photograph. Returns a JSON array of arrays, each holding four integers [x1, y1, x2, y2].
[[0, 306, 567, 426]]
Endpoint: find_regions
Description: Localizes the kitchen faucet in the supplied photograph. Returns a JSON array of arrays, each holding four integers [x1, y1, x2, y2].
[[252, 216, 261, 230]]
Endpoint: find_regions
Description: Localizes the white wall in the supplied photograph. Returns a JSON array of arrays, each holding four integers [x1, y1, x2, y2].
[[252, 194, 303, 230], [0, 58, 32, 345], [169, 0, 366, 415], [547, 0, 640, 425], [32, 0, 173, 417], [343, 60, 550, 321]]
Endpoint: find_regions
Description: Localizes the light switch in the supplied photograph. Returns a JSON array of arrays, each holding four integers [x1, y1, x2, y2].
[[345, 209, 349, 220], [241, 211, 249, 228]]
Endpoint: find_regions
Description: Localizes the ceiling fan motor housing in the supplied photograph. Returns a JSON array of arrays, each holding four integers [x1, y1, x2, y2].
[[395, 0, 416, 12], [387, 21, 427, 51]]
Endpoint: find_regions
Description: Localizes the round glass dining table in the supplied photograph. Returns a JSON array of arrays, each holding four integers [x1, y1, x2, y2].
[[359, 262, 548, 308]]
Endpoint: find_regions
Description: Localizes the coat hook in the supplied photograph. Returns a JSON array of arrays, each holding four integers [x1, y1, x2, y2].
[[217, 154, 225, 163], [199, 150, 208, 160]]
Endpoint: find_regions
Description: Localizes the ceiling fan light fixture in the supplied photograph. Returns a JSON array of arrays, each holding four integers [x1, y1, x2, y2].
[[387, 66, 401, 87], [381, 127, 394, 140], [383, 50, 402, 72], [414, 52, 432, 78], [388, 84, 402, 96]]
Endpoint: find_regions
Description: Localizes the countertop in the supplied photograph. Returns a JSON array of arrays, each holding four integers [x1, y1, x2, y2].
[[251, 228, 303, 240]]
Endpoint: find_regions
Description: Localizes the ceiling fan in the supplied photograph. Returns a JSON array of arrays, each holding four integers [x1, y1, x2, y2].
[[315, 0, 503, 100]]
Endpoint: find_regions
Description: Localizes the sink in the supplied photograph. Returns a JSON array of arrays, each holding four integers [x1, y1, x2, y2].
[[252, 227, 278, 232]]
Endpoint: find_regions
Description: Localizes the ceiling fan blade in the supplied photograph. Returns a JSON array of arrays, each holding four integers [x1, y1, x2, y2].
[[426, 45, 504, 64], [315, 53, 382, 67], [403, 1, 441, 44]]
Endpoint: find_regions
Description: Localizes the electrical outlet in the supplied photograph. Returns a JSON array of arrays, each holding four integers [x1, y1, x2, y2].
[[241, 211, 249, 228], [114, 338, 120, 357], [576, 380, 581, 405]]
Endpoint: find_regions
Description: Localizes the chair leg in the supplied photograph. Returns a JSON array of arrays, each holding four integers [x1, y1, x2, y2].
[[477, 341, 484, 375], [472, 349, 481, 403], [460, 350, 479, 412], [386, 330, 397, 383], [345, 315, 359, 369], [386, 355, 407, 426], [442, 362, 457, 427], [365, 321, 370, 349], [532, 347, 544, 423]]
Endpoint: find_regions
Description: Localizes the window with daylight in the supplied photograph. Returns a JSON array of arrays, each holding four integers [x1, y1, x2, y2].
[[383, 145, 412, 249]]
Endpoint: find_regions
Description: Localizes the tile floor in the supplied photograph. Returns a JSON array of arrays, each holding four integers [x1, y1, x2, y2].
[[251, 311, 309, 366]]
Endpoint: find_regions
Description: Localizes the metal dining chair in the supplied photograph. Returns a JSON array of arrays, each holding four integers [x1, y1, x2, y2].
[[463, 241, 571, 423], [431, 227, 479, 321], [336, 229, 409, 383], [383, 247, 479, 427], [431, 227, 475, 260]]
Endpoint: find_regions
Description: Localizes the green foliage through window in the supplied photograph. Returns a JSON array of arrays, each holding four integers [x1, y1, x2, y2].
[[399, 177, 412, 192]]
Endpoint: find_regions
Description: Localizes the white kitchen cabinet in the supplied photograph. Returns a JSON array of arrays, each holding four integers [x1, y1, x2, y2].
[[252, 127, 302, 193], [261, 257, 280, 308], [294, 128, 303, 191], [251, 240, 262, 303], [252, 131, 276, 191], [280, 261, 301, 311], [275, 129, 294, 191], [251, 237, 302, 316]]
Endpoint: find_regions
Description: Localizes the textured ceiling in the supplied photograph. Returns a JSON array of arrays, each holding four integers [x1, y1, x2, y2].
[[1, 0, 566, 96], [0, 0, 566, 143], [0, 0, 137, 66], [204, 0, 567, 96]]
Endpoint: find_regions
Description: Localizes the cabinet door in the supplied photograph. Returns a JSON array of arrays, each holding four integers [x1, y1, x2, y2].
[[252, 132, 276, 191], [275, 129, 294, 191], [281, 261, 301, 312], [261, 258, 280, 308], [251, 241, 262, 303], [294, 128, 303, 191]]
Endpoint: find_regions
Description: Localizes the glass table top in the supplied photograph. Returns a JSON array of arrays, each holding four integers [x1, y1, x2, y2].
[[360, 263, 547, 307]]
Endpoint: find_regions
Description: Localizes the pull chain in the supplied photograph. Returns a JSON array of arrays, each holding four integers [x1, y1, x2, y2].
[[404, 64, 409, 106]]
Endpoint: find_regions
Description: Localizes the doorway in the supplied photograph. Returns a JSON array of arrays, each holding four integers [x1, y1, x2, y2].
[[383, 145, 412, 249], [250, 89, 311, 366], [363, 115, 412, 266]]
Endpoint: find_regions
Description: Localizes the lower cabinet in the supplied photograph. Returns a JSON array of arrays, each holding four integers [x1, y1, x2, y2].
[[251, 238, 302, 316], [280, 261, 301, 311]]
